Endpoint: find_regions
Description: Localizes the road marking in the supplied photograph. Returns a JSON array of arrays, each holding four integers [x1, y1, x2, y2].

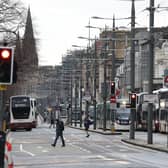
[[20, 144, 35, 156], [97, 155, 115, 161], [42, 150, 48, 152], [119, 149, 128, 152]]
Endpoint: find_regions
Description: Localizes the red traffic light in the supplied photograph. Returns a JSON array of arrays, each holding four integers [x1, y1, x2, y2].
[[111, 81, 115, 95], [0, 47, 14, 85], [129, 93, 137, 108], [131, 94, 136, 99], [111, 82, 115, 86], [0, 49, 11, 60]]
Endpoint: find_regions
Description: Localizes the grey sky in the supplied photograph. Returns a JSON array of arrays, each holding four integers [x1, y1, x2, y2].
[[22, 0, 168, 66]]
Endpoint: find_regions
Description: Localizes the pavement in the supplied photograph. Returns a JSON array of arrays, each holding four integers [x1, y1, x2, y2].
[[69, 124, 168, 153]]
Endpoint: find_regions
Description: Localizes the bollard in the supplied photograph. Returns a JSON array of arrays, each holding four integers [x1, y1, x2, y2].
[[111, 122, 115, 133]]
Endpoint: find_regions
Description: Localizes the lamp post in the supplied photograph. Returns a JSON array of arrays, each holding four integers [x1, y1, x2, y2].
[[91, 15, 130, 81], [147, 0, 155, 145], [72, 45, 84, 127], [83, 27, 108, 131], [91, 15, 130, 131], [78, 36, 98, 129]]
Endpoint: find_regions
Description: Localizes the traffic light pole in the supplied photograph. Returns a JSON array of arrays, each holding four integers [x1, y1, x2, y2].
[[103, 52, 107, 131], [147, 0, 155, 144], [93, 38, 97, 130], [0, 91, 4, 131], [79, 52, 83, 128], [129, 0, 136, 140]]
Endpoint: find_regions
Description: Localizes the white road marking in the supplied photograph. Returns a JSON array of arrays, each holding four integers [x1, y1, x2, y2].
[[97, 155, 115, 161], [42, 150, 48, 152], [20, 144, 35, 156]]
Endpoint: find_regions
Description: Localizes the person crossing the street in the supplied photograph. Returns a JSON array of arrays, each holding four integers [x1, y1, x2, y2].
[[51, 119, 65, 147]]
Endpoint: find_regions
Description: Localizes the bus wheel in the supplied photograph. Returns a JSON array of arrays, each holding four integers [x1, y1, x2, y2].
[[26, 128, 32, 131]]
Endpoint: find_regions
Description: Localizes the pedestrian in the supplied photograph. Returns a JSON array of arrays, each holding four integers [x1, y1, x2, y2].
[[51, 119, 65, 147], [49, 110, 55, 128], [84, 115, 93, 137]]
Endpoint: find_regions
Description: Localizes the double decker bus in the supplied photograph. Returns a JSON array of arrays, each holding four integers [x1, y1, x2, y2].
[[136, 92, 159, 131], [153, 88, 168, 133], [9, 95, 38, 131]]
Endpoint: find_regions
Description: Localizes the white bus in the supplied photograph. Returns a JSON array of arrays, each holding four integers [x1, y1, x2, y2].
[[136, 92, 159, 131], [9, 95, 37, 131], [30, 97, 38, 128], [96, 99, 131, 131], [153, 88, 168, 133], [114, 98, 131, 131]]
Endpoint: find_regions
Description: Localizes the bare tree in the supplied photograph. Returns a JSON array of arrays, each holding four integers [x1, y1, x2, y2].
[[0, 0, 26, 43]]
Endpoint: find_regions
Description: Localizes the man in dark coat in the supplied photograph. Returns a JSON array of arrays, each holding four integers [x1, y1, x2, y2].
[[51, 119, 65, 147], [84, 115, 93, 137]]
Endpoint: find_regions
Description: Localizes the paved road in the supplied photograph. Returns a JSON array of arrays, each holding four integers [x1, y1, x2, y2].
[[11, 124, 168, 168]]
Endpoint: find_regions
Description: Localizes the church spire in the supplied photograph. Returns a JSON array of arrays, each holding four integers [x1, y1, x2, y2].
[[22, 7, 38, 67]]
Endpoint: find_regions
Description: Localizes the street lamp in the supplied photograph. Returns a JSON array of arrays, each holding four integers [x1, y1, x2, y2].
[[72, 45, 85, 127], [78, 36, 98, 129], [91, 15, 130, 81], [92, 16, 131, 20]]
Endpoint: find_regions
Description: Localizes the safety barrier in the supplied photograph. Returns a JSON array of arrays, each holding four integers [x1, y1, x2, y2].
[[4, 131, 13, 168]]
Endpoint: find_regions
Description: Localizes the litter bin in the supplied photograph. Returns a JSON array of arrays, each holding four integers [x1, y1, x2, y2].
[[0, 131, 6, 168]]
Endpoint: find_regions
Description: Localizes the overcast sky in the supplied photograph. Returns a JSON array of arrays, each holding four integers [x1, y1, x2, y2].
[[22, 0, 168, 66]]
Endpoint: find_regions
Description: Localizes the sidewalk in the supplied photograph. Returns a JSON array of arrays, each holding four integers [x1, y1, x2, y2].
[[69, 124, 168, 153], [122, 133, 168, 153], [69, 125, 122, 135]]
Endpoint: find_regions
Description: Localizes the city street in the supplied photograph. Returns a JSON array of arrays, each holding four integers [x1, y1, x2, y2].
[[11, 124, 168, 168]]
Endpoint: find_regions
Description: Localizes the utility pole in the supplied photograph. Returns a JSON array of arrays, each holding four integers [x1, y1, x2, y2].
[[129, 0, 136, 140], [148, 0, 155, 144], [93, 37, 97, 129], [103, 26, 108, 131], [79, 52, 83, 127], [111, 14, 116, 81], [85, 48, 90, 117], [111, 15, 116, 129], [70, 67, 73, 126], [74, 79, 78, 127], [0, 91, 4, 130]]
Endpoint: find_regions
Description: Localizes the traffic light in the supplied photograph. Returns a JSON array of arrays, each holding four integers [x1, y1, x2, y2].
[[130, 93, 137, 108], [0, 47, 14, 84], [111, 81, 115, 95]]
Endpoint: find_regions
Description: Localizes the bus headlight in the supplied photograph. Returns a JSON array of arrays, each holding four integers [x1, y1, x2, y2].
[[116, 120, 120, 124], [160, 100, 165, 108], [155, 120, 159, 124]]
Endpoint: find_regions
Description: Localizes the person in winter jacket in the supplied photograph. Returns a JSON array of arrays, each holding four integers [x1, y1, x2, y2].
[[51, 119, 65, 147], [84, 115, 93, 137]]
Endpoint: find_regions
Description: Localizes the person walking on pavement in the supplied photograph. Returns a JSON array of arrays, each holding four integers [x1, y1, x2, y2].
[[84, 115, 93, 137], [51, 119, 65, 147], [49, 110, 55, 128]]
